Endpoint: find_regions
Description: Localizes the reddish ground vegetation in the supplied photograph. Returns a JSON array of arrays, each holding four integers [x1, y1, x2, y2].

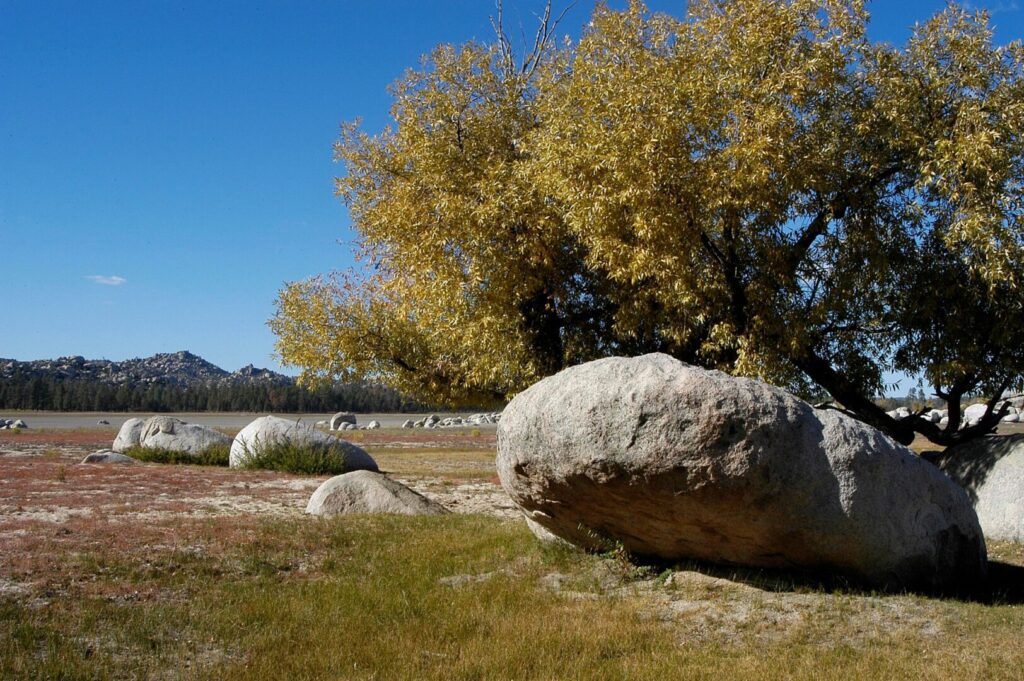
[[0, 428, 505, 604], [0, 429, 116, 448]]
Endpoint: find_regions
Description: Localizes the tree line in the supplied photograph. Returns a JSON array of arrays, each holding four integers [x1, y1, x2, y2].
[[0, 374, 431, 413]]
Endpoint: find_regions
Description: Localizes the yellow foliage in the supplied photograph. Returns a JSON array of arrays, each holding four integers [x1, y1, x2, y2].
[[272, 0, 1024, 436]]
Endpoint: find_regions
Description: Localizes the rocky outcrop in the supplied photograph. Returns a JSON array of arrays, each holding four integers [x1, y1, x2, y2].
[[497, 353, 986, 593], [0, 351, 290, 387], [306, 470, 447, 516], [230, 416, 378, 471], [933, 435, 1024, 543]]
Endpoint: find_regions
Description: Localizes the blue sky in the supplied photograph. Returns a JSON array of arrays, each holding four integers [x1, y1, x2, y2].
[[1, 1, 1021, 377]]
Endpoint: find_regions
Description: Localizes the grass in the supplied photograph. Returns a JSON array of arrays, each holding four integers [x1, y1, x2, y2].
[[368, 447, 496, 479], [236, 441, 359, 476], [3, 513, 1024, 680], [123, 443, 231, 467], [5, 425, 1024, 680], [122, 439, 360, 475]]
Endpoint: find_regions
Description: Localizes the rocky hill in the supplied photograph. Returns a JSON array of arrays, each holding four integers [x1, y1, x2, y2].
[[0, 351, 293, 387]]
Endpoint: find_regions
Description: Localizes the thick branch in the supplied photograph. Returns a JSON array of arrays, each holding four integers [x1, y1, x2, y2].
[[784, 164, 904, 276], [699, 226, 749, 335], [793, 349, 916, 445]]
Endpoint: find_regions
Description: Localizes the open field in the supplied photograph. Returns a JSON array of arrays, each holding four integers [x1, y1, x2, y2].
[[2, 426, 1024, 679]]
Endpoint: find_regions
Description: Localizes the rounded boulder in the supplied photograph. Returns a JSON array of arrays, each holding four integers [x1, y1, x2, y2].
[[81, 450, 138, 465], [330, 412, 357, 430], [306, 470, 446, 516], [933, 434, 1024, 543], [112, 418, 146, 453], [230, 415, 378, 471], [496, 354, 986, 593], [138, 416, 231, 456]]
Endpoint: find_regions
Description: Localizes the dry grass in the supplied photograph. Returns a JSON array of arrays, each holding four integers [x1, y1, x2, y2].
[[3, 510, 1023, 680], [2, 429, 1024, 679], [908, 421, 1024, 455], [369, 447, 497, 480]]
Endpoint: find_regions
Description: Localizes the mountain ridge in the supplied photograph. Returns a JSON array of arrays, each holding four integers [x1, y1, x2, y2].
[[0, 351, 293, 387]]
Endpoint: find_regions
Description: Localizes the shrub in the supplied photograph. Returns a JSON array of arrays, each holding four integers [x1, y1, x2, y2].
[[124, 443, 230, 467], [235, 441, 352, 476]]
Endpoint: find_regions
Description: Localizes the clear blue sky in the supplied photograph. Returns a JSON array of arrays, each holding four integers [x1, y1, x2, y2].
[[1, 1, 1020, 376]]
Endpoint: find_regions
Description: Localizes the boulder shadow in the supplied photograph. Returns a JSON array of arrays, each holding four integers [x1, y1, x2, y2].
[[982, 560, 1024, 605], [924, 433, 1024, 504], [632, 553, 1024, 604]]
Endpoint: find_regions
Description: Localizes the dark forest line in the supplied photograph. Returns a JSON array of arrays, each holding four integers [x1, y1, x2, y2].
[[0, 374, 432, 413]]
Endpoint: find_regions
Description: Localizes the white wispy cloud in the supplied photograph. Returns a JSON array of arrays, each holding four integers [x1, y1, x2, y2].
[[85, 275, 127, 286], [963, 1, 1019, 14]]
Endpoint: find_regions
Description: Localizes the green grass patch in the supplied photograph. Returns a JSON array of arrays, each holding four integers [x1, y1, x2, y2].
[[123, 443, 230, 466], [236, 441, 354, 476]]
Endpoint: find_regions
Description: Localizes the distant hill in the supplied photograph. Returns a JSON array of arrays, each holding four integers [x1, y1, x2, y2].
[[0, 351, 430, 413], [0, 351, 293, 388]]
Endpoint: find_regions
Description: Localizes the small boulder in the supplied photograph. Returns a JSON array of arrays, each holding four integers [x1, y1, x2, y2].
[[306, 470, 447, 516], [330, 412, 357, 430], [81, 450, 138, 465], [964, 403, 989, 425], [112, 418, 146, 453], [10, 419, 26, 429], [366, 420, 381, 430], [230, 415, 378, 471], [402, 420, 414, 429], [933, 435, 1024, 543]]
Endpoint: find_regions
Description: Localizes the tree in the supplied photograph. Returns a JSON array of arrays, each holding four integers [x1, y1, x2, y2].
[[272, 0, 1024, 447]]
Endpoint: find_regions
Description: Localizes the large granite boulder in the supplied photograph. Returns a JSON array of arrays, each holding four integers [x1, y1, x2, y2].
[[230, 416, 378, 471], [306, 470, 446, 516], [933, 435, 1024, 543], [138, 416, 231, 456], [112, 417, 146, 453], [497, 354, 986, 592]]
